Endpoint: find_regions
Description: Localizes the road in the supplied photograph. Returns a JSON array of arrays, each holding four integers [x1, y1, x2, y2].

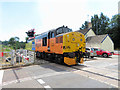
[[0, 55, 119, 89]]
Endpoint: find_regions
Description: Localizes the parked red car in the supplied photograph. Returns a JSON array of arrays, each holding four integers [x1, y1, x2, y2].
[[94, 48, 112, 58]]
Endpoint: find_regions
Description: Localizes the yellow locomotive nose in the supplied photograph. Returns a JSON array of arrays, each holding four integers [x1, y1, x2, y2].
[[63, 32, 86, 65], [63, 32, 85, 53]]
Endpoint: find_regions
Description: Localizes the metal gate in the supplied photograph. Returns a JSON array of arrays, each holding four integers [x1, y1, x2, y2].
[[0, 49, 35, 69]]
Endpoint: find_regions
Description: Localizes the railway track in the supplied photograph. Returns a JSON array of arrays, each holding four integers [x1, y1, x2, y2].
[[71, 65, 119, 81], [35, 58, 119, 82]]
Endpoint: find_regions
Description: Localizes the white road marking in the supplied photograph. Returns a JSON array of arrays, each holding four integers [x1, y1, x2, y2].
[[0, 70, 4, 90], [44, 85, 51, 88], [37, 79, 52, 89], [37, 79, 45, 84]]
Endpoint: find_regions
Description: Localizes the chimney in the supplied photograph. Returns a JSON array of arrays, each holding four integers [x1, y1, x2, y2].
[[88, 22, 92, 29]]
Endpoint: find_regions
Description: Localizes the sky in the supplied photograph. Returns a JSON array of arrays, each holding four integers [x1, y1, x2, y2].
[[0, 0, 119, 42]]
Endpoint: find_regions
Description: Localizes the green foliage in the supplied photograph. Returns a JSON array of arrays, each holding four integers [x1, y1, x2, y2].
[[80, 21, 88, 30], [2, 37, 25, 50], [80, 13, 120, 49], [107, 14, 120, 49], [1, 45, 12, 52], [25, 37, 28, 43], [91, 12, 109, 35]]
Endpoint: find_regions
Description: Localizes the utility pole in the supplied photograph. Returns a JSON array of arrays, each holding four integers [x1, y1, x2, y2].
[[26, 29, 36, 64]]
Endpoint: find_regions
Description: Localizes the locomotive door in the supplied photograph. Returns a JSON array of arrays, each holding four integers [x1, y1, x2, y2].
[[48, 32, 51, 51]]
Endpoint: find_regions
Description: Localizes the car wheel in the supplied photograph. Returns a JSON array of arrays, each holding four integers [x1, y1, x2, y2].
[[102, 53, 108, 58], [91, 56, 94, 58]]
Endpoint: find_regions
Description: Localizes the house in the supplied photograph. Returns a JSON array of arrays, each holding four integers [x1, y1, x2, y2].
[[86, 34, 114, 52], [76, 28, 96, 39], [76, 22, 96, 39], [76, 22, 114, 52]]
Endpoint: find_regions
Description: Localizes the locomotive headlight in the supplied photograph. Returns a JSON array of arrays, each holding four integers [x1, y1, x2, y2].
[[72, 38, 75, 41]]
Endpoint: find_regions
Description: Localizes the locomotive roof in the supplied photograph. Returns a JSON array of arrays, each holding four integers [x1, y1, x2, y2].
[[35, 29, 56, 39], [35, 26, 72, 39], [56, 31, 72, 37]]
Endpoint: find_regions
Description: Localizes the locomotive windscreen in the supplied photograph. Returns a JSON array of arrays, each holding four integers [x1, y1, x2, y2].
[[56, 26, 72, 35]]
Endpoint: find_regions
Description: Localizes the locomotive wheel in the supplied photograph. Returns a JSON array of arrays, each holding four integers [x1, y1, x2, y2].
[[41, 52, 45, 59], [36, 52, 41, 58], [58, 57, 64, 64], [55, 55, 63, 64], [45, 53, 50, 61], [54, 55, 57, 63], [36, 52, 39, 58]]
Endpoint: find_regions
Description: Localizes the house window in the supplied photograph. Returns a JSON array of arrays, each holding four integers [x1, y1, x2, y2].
[[42, 37, 47, 46]]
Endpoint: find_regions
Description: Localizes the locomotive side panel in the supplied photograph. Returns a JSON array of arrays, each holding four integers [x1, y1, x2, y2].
[[35, 34, 49, 53], [50, 36, 63, 54]]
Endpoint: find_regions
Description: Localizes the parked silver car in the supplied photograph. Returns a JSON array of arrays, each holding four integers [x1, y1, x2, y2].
[[85, 47, 97, 58]]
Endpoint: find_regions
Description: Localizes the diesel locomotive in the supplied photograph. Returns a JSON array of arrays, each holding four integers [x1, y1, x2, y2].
[[35, 26, 86, 65]]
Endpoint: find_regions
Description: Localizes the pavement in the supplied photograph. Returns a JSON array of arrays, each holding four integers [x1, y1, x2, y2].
[[0, 55, 119, 89], [0, 70, 4, 90]]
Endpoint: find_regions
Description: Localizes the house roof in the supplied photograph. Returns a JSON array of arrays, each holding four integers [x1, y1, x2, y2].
[[86, 34, 108, 44], [75, 28, 92, 35]]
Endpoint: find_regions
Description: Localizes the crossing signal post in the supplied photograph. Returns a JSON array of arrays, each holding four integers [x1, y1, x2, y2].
[[25, 29, 36, 64], [26, 29, 35, 39]]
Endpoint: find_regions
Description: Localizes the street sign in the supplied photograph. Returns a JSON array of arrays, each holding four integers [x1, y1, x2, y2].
[[32, 42, 35, 51]]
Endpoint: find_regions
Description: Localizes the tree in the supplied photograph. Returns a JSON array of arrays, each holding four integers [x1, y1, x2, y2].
[[14, 37, 19, 42], [99, 13, 109, 34], [91, 14, 99, 34], [8, 37, 15, 46], [8, 37, 25, 49], [25, 37, 28, 43], [2, 41, 9, 46], [107, 14, 120, 49], [80, 21, 88, 30], [91, 13, 109, 35]]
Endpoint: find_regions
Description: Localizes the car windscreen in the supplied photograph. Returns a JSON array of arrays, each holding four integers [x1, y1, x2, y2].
[[86, 48, 90, 51], [93, 48, 98, 51]]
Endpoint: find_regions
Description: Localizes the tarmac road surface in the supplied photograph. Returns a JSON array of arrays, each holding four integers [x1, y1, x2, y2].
[[1, 55, 119, 89]]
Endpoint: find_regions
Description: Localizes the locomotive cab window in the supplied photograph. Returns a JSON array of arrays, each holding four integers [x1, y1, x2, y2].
[[63, 28, 72, 33], [56, 28, 63, 35], [56, 27, 73, 35], [42, 37, 47, 46], [51, 32, 54, 38]]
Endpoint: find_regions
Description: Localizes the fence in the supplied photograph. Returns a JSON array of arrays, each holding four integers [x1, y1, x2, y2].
[[0, 49, 35, 69]]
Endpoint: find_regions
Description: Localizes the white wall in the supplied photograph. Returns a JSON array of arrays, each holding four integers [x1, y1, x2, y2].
[[86, 43, 100, 48], [100, 36, 114, 52], [85, 29, 96, 39]]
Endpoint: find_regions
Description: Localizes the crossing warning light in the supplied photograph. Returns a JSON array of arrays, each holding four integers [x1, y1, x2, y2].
[[26, 29, 35, 37]]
